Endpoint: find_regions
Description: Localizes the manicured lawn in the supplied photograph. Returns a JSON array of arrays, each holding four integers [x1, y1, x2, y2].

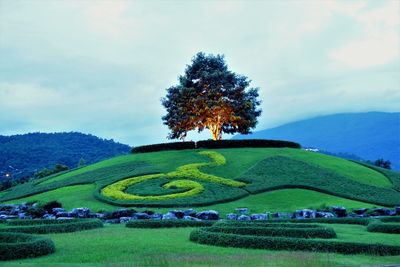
[[1, 224, 399, 267]]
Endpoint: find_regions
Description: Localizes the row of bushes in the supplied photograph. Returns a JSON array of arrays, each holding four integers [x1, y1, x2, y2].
[[126, 220, 215, 228], [380, 216, 400, 223], [190, 228, 400, 255], [367, 223, 400, 234], [206, 225, 337, 239], [132, 141, 196, 153], [0, 219, 103, 234], [131, 139, 301, 153], [270, 217, 372, 226], [0, 232, 55, 260], [7, 218, 80, 226]]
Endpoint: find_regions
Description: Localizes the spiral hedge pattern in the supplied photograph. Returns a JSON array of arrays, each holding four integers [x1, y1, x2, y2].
[[100, 151, 246, 203]]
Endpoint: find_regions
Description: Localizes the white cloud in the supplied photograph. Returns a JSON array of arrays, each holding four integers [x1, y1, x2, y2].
[[329, 0, 400, 68]]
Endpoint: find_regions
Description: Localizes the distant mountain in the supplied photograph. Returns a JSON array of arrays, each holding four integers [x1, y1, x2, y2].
[[234, 112, 400, 170], [0, 132, 131, 179]]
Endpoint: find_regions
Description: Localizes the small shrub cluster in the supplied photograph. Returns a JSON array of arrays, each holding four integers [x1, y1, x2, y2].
[[367, 223, 400, 234], [0, 232, 55, 260], [0, 219, 103, 234], [196, 139, 301, 149], [131, 141, 196, 153], [126, 220, 215, 228]]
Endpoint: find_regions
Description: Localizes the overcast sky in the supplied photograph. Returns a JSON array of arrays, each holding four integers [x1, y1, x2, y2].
[[0, 0, 399, 146]]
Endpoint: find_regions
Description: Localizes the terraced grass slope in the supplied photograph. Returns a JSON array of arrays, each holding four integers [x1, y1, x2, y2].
[[1, 148, 399, 211]]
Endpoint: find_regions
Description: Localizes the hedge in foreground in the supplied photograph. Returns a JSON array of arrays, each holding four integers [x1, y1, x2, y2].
[[260, 217, 371, 226], [379, 216, 400, 223], [367, 223, 400, 234], [0, 232, 55, 260], [132, 141, 196, 153], [190, 229, 400, 255], [126, 220, 215, 228], [206, 225, 336, 239], [196, 139, 301, 149], [0, 219, 103, 234], [7, 218, 80, 226]]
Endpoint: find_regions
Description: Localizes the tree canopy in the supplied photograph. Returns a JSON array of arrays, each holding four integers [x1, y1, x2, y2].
[[161, 52, 262, 140]]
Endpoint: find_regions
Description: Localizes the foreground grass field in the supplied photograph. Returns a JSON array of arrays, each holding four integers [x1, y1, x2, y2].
[[1, 224, 399, 267]]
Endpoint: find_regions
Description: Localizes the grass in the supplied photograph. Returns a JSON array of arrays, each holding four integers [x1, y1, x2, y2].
[[1, 224, 399, 267], [1, 148, 398, 209]]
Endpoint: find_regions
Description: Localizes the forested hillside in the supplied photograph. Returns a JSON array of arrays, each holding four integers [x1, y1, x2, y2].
[[0, 132, 130, 179]]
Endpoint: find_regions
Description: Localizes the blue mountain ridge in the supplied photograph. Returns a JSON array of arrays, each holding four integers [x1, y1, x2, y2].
[[234, 112, 400, 170]]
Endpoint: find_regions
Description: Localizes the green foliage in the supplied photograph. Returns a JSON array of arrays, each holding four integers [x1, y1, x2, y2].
[[126, 220, 215, 228], [0, 132, 130, 180], [269, 217, 372, 226], [196, 139, 300, 149], [379, 216, 400, 223], [99, 151, 247, 206], [240, 156, 400, 206], [161, 52, 261, 140], [42, 200, 62, 213], [132, 141, 196, 153], [367, 223, 400, 234], [190, 228, 400, 255], [0, 232, 55, 260], [0, 219, 103, 234], [34, 164, 69, 179], [206, 225, 337, 239]]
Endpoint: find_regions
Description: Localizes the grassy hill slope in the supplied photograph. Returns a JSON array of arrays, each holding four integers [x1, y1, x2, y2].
[[1, 148, 399, 212]]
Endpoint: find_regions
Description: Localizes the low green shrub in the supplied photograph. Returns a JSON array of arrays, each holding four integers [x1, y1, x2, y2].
[[7, 219, 79, 226], [126, 220, 215, 228], [196, 139, 301, 149], [379, 216, 400, 223], [132, 142, 196, 153], [190, 228, 400, 255], [0, 232, 55, 260], [271, 217, 372, 226], [0, 219, 103, 234], [367, 223, 400, 234], [206, 225, 336, 239]]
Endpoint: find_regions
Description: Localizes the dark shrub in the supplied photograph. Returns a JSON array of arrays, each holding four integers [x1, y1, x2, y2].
[[42, 201, 62, 214], [0, 232, 55, 260], [196, 139, 301, 149], [131, 141, 196, 153], [126, 220, 215, 228]]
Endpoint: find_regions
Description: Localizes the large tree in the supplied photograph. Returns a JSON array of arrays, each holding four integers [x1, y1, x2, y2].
[[161, 52, 262, 140]]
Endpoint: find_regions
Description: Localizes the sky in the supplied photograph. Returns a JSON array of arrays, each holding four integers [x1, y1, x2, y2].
[[0, 0, 399, 146]]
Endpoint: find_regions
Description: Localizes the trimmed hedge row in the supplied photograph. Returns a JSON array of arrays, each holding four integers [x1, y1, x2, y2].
[[126, 220, 215, 228], [131, 139, 301, 154], [190, 229, 400, 255], [379, 216, 400, 223], [0, 219, 103, 234], [367, 223, 400, 234], [268, 217, 372, 226], [0, 232, 55, 260], [206, 226, 336, 239], [196, 139, 301, 149], [7, 219, 80, 226], [132, 141, 196, 153]]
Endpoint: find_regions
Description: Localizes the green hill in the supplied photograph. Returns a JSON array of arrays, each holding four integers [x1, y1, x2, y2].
[[1, 147, 399, 213]]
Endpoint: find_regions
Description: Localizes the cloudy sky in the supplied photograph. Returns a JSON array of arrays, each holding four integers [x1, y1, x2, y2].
[[0, 0, 399, 146]]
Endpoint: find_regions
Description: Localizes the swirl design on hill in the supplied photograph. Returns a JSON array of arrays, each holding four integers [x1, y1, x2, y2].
[[101, 151, 246, 201]]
